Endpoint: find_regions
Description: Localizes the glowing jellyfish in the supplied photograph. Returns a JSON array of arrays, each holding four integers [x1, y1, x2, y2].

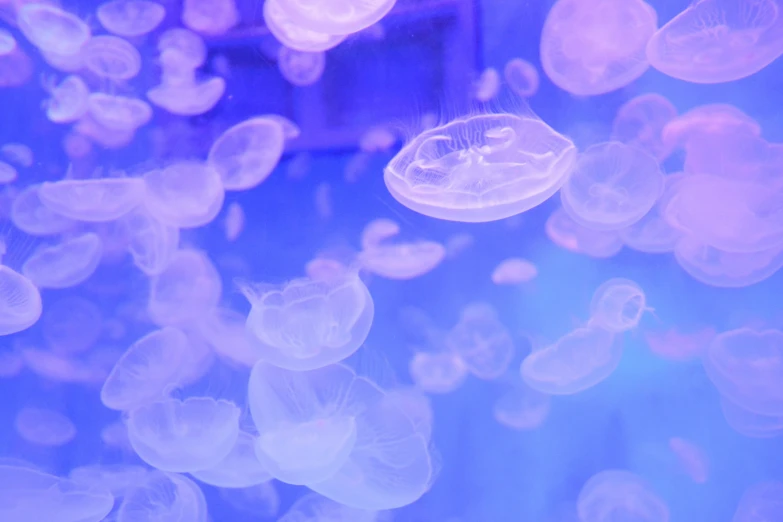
[[357, 220, 446, 280], [82, 35, 142, 80], [127, 397, 241, 472], [45, 75, 89, 124], [702, 327, 783, 416], [1, 143, 33, 167], [278, 46, 326, 86], [276, 0, 396, 36], [147, 76, 226, 116], [22, 233, 103, 289], [97, 0, 165, 37], [147, 249, 222, 326], [668, 437, 709, 484], [12, 185, 77, 236], [647, 0, 783, 84], [662, 103, 762, 155], [644, 327, 714, 362], [38, 177, 145, 222], [263, 0, 347, 52], [359, 126, 396, 152], [474, 67, 500, 102], [100, 327, 192, 411], [491, 257, 538, 284], [577, 469, 670, 522], [0, 30, 16, 55], [540, 0, 657, 96], [278, 492, 381, 522], [182, 0, 239, 35], [239, 269, 374, 371], [42, 296, 102, 355], [521, 325, 621, 395], [545, 206, 624, 258], [588, 278, 649, 333], [618, 193, 683, 254], [14, 407, 76, 446], [0, 48, 33, 88], [611, 93, 678, 161], [0, 465, 114, 522], [120, 208, 179, 276], [69, 465, 149, 498], [207, 116, 286, 191], [504, 57, 540, 98], [191, 431, 272, 488], [144, 161, 225, 228], [560, 141, 665, 231], [158, 28, 207, 69], [87, 93, 152, 131], [223, 202, 245, 241], [0, 264, 41, 336], [409, 350, 468, 394], [493, 381, 551, 430], [446, 303, 515, 380], [360, 218, 400, 249], [0, 161, 16, 184], [117, 471, 207, 522], [732, 481, 783, 521], [720, 396, 783, 438], [17, 3, 91, 56], [384, 112, 577, 222]]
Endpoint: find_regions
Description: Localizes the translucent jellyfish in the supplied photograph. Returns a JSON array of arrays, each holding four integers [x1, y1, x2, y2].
[[647, 0, 783, 84], [611, 93, 678, 161], [45, 75, 89, 124], [360, 218, 400, 249], [22, 233, 103, 289], [87, 93, 152, 131], [12, 185, 76, 236], [384, 112, 577, 222], [127, 397, 241, 472], [223, 202, 245, 241], [101, 421, 132, 450], [358, 225, 446, 280], [0, 351, 23, 378], [446, 303, 515, 380], [276, 0, 396, 36], [491, 257, 538, 284], [144, 161, 226, 228], [182, 0, 238, 35], [673, 236, 783, 288], [120, 208, 179, 275], [662, 103, 762, 154], [69, 464, 149, 497], [17, 3, 91, 56], [100, 327, 191, 411], [0, 464, 114, 522], [493, 381, 551, 430], [577, 469, 670, 522], [22, 347, 107, 385], [207, 116, 286, 191], [14, 407, 76, 446], [545, 207, 624, 258], [504, 57, 540, 98], [97, 0, 165, 36], [588, 278, 650, 333], [146, 76, 226, 116], [278, 46, 326, 86], [644, 327, 715, 362], [732, 481, 783, 521], [702, 327, 783, 416], [560, 141, 665, 231], [38, 177, 145, 222], [0, 161, 16, 184], [314, 182, 333, 218], [147, 249, 222, 326], [117, 471, 208, 522], [240, 269, 374, 371], [0, 48, 33, 88], [720, 396, 783, 438], [521, 325, 621, 395], [278, 492, 381, 522], [263, 0, 348, 52], [42, 296, 102, 355], [359, 126, 397, 153], [248, 362, 434, 509], [618, 191, 684, 254], [540, 0, 657, 96], [158, 28, 207, 69], [0, 30, 16, 55], [668, 437, 709, 484], [82, 35, 142, 80], [190, 431, 272, 488], [409, 350, 468, 394], [1, 143, 33, 167], [195, 307, 261, 367], [474, 67, 500, 102], [385, 387, 434, 442]]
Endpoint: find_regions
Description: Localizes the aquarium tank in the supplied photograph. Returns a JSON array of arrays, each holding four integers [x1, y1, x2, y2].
[[0, 0, 782, 520]]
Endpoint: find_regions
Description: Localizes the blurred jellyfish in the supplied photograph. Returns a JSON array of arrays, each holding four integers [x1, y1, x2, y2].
[[278, 46, 326, 86], [278, 492, 382, 522], [0, 30, 16, 55], [120, 208, 180, 275], [82, 35, 142, 80], [45, 75, 90, 124], [144, 161, 225, 228], [545, 206, 624, 258], [504, 57, 539, 97], [577, 469, 670, 522], [17, 3, 91, 56], [191, 431, 273, 488], [0, 161, 16, 184], [720, 396, 783, 438], [0, 264, 42, 336], [38, 177, 145, 222], [97, 0, 166, 37], [69, 465, 149, 498], [14, 407, 76, 446], [588, 278, 650, 333], [409, 350, 468, 394], [644, 327, 714, 362], [493, 381, 552, 430], [474, 67, 500, 102], [147, 76, 226, 116], [42, 296, 102, 355], [611, 93, 678, 161], [86, 93, 152, 132], [358, 218, 445, 280], [732, 481, 783, 521], [668, 437, 709, 484], [263, 0, 347, 52], [182, 0, 239, 35], [223, 202, 245, 241], [359, 126, 397, 152], [0, 48, 33, 88], [1, 143, 33, 167], [276, 0, 396, 35], [446, 303, 515, 380], [158, 28, 208, 70], [117, 471, 207, 521], [22, 233, 103, 289], [385, 112, 577, 222], [491, 257, 538, 284], [10, 184, 75, 236]]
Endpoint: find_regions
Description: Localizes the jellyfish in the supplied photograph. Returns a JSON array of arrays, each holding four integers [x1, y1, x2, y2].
[[357, 218, 446, 280], [445, 303, 515, 380], [491, 257, 538, 284], [577, 469, 670, 522], [504, 57, 540, 98], [14, 407, 76, 446], [278, 46, 326, 86], [22, 233, 103, 289], [38, 177, 145, 222], [1, 143, 33, 167], [720, 396, 783, 438], [588, 278, 650, 333], [86, 93, 152, 132], [120, 208, 180, 276], [82, 35, 142, 80], [732, 481, 783, 521], [0, 29, 16, 55], [263, 0, 348, 52], [493, 381, 552, 431], [409, 350, 469, 394], [668, 437, 709, 484], [182, 0, 239, 36], [223, 202, 245, 241], [158, 28, 207, 70], [385, 111, 577, 222], [277, 492, 381, 522], [474, 67, 500, 102], [611, 93, 678, 161], [69, 465, 149, 498], [42, 296, 102, 355], [16, 3, 91, 56], [146, 76, 226, 116], [0, 161, 16, 184], [44, 75, 90, 124], [143, 161, 225, 228], [276, 0, 396, 36], [545, 206, 624, 258], [190, 431, 273, 488], [239, 268, 374, 371], [97, 0, 166, 37], [117, 471, 207, 521]]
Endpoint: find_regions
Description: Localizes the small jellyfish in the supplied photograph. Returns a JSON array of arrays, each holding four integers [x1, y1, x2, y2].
[[263, 0, 347, 52], [146, 76, 226, 116], [668, 437, 709, 484], [0, 161, 16, 184], [191, 431, 272, 488], [38, 177, 145, 222], [611, 93, 678, 161], [14, 407, 76, 446], [97, 0, 166, 37], [42, 296, 102, 355], [720, 396, 783, 438], [157, 28, 207, 69], [45, 75, 89, 124], [17, 3, 91, 56], [588, 278, 650, 333], [11, 184, 77, 236], [223, 202, 245, 241], [182, 0, 239, 35], [276, 0, 396, 36], [560, 141, 665, 231], [358, 221, 445, 280], [577, 469, 670, 522], [120, 208, 180, 276], [504, 57, 540, 98], [144, 161, 225, 228], [493, 381, 551, 431], [446, 303, 515, 380], [409, 350, 468, 394], [82, 35, 142, 80], [0, 48, 33, 88], [240, 269, 375, 371], [0, 29, 17, 55], [521, 325, 621, 395], [1, 143, 33, 167], [87, 93, 152, 131], [278, 46, 326, 86], [545, 206, 624, 258], [474, 67, 500, 102], [647, 0, 783, 84], [732, 481, 783, 521], [22, 233, 103, 289], [384, 112, 577, 222], [359, 126, 396, 152], [207, 116, 286, 191], [117, 471, 208, 521], [644, 327, 715, 362], [540, 0, 657, 96], [491, 257, 538, 284], [0, 265, 42, 336], [69, 464, 149, 497]]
